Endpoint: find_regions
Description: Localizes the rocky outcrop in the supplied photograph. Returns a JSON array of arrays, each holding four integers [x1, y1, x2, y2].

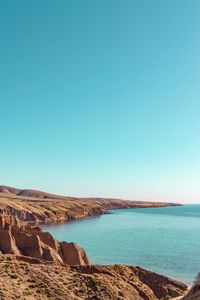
[[0, 215, 90, 265], [0, 230, 20, 255], [60, 242, 90, 265]]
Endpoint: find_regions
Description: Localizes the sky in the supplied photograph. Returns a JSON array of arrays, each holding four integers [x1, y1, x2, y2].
[[0, 1, 200, 203]]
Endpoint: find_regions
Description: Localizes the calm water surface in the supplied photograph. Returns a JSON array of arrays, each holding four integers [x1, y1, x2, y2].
[[42, 205, 200, 284]]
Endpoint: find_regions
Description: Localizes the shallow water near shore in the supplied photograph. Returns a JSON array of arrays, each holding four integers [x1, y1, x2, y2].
[[42, 204, 200, 284]]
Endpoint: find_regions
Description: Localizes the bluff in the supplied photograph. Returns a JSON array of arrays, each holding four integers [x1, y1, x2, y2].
[[0, 215, 90, 265]]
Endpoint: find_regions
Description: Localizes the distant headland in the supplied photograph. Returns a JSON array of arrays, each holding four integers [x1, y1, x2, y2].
[[0, 185, 182, 224]]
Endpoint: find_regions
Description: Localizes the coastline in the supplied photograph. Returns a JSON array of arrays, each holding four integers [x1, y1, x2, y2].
[[0, 185, 182, 224], [0, 197, 182, 224], [0, 186, 189, 299], [42, 205, 193, 285], [39, 204, 183, 226]]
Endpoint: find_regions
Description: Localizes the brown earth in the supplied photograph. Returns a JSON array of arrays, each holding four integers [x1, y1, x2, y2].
[[0, 185, 182, 224], [0, 215, 90, 266], [0, 254, 188, 300], [0, 186, 188, 300]]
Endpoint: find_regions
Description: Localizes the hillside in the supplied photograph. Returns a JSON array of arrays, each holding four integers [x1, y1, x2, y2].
[[0, 185, 181, 223], [0, 254, 188, 300]]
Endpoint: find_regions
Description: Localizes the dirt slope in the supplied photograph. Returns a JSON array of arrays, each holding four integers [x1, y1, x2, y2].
[[0, 255, 188, 300]]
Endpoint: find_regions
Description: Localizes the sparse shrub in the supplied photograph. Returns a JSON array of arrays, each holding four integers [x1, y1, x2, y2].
[[10, 274, 18, 279]]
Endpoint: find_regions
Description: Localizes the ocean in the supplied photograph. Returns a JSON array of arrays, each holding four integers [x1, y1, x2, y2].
[[42, 204, 200, 284]]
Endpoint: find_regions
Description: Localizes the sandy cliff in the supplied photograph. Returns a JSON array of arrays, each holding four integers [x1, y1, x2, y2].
[[0, 215, 89, 265]]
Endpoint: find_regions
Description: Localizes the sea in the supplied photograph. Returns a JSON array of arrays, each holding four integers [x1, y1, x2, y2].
[[42, 204, 200, 284]]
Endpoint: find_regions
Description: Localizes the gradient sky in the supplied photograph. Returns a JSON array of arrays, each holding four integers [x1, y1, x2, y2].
[[1, 1, 200, 203]]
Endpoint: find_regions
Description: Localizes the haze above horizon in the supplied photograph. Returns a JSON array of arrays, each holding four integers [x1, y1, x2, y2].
[[1, 1, 200, 203]]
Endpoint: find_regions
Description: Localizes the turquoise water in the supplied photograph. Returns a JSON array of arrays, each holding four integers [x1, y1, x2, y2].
[[42, 205, 200, 284]]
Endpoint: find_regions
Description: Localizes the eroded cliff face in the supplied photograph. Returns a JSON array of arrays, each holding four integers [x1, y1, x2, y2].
[[0, 200, 106, 223], [0, 215, 90, 266], [0, 185, 182, 224]]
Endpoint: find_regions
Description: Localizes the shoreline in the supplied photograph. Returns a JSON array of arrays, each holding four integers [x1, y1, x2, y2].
[[41, 206, 193, 286], [0, 187, 182, 224], [0, 187, 190, 299], [39, 204, 183, 226]]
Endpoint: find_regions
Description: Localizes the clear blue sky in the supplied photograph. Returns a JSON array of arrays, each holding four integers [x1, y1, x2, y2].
[[1, 1, 200, 203]]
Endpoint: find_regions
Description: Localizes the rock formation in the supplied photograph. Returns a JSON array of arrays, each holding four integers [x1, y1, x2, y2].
[[0, 215, 90, 265]]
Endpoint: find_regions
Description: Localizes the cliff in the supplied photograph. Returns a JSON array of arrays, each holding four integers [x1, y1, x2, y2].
[[0, 185, 182, 223], [0, 215, 90, 265]]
